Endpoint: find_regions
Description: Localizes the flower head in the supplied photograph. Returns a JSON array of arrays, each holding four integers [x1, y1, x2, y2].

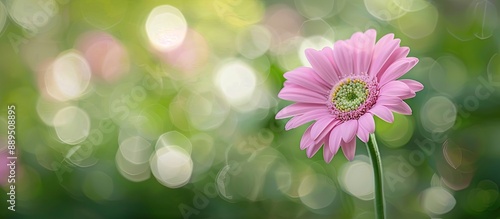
[[276, 29, 423, 163]]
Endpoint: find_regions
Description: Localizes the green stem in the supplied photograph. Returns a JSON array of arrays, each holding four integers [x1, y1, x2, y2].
[[366, 133, 385, 219]]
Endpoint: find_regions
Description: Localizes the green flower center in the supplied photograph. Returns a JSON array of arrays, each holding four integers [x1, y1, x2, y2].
[[331, 78, 369, 112]]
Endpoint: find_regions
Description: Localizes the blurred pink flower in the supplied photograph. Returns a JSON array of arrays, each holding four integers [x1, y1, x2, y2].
[[276, 29, 422, 163], [76, 31, 130, 83]]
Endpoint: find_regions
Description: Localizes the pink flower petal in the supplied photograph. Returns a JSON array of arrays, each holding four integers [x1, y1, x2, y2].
[[350, 32, 365, 74], [314, 127, 337, 145], [400, 91, 416, 99], [378, 57, 419, 86], [320, 47, 342, 77], [369, 34, 400, 78], [276, 103, 323, 119], [305, 48, 339, 84], [285, 108, 329, 130], [328, 126, 343, 154], [278, 85, 327, 104], [357, 125, 369, 142], [323, 140, 335, 163], [284, 67, 330, 92], [379, 80, 412, 97], [320, 47, 342, 82], [341, 139, 356, 161], [399, 79, 424, 93], [386, 101, 412, 115], [306, 141, 323, 158], [300, 125, 314, 150], [376, 95, 403, 106], [369, 105, 394, 123], [283, 82, 326, 96], [333, 40, 353, 76], [341, 120, 358, 142], [358, 113, 375, 133], [352, 29, 376, 74], [376, 47, 410, 79], [311, 117, 339, 141]]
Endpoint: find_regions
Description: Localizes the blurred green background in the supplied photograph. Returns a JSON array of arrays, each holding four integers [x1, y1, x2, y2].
[[1, 0, 500, 218]]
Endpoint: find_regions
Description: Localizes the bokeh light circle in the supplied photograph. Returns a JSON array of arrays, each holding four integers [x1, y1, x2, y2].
[[116, 142, 151, 183], [376, 114, 414, 148], [295, 0, 335, 19], [393, 0, 430, 12], [421, 187, 456, 215], [213, 0, 264, 27], [120, 136, 152, 164], [160, 29, 209, 75], [45, 51, 92, 101], [236, 25, 272, 59], [36, 97, 70, 126], [264, 4, 303, 53], [155, 131, 192, 154], [215, 59, 257, 107], [396, 4, 438, 39], [80, 0, 127, 29], [340, 157, 374, 200], [364, 0, 407, 21], [429, 56, 468, 96], [7, 0, 57, 33], [53, 106, 91, 145], [145, 5, 187, 52], [298, 174, 337, 209], [150, 146, 193, 188], [420, 96, 456, 133], [187, 90, 229, 131], [299, 19, 335, 39]]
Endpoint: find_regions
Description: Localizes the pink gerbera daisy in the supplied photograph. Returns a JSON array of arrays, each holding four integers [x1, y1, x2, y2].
[[276, 29, 423, 163]]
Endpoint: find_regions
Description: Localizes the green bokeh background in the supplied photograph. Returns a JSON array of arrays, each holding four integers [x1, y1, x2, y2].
[[1, 0, 500, 218]]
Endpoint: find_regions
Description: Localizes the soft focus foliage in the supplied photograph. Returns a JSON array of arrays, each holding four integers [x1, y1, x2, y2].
[[1, 0, 500, 218]]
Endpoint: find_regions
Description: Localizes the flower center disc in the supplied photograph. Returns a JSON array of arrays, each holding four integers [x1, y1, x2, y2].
[[331, 78, 369, 112]]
